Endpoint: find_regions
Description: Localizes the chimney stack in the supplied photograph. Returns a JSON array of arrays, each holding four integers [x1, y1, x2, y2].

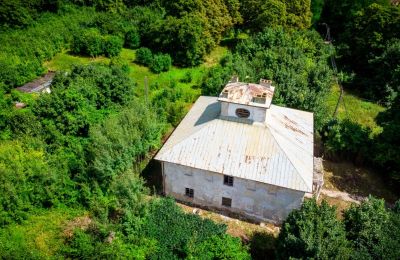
[[259, 79, 272, 88]]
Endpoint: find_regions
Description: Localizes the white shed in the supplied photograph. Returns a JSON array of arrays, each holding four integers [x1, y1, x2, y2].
[[155, 78, 314, 223]]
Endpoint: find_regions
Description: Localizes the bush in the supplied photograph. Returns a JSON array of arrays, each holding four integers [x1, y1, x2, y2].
[[180, 71, 193, 83], [141, 198, 247, 259], [150, 53, 172, 73], [72, 28, 104, 57], [103, 35, 123, 57], [135, 47, 153, 66], [124, 29, 140, 49], [321, 119, 372, 160], [0, 141, 55, 225]]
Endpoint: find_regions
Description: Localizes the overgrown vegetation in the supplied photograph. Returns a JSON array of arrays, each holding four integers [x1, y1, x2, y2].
[[1, 0, 399, 258], [277, 198, 400, 259], [202, 27, 334, 129]]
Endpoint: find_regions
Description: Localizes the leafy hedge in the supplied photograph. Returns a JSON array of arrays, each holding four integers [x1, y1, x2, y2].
[[277, 197, 400, 259]]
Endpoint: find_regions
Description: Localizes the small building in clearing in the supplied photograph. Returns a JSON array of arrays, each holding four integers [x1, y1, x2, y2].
[[16, 72, 55, 94], [155, 78, 314, 223]]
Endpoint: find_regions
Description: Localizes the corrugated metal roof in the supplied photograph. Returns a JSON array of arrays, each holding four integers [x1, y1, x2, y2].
[[155, 96, 314, 192], [16, 72, 55, 93]]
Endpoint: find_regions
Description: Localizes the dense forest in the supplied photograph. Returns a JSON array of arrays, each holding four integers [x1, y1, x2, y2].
[[0, 0, 399, 258]]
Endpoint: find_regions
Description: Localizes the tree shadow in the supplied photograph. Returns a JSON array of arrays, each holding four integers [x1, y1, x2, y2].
[[248, 231, 277, 260], [141, 159, 163, 195], [322, 159, 398, 203]]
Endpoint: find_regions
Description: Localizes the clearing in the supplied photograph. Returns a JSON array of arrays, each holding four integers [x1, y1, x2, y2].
[[325, 84, 385, 135]]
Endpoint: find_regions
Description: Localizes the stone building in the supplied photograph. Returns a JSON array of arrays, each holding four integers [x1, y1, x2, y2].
[[155, 78, 314, 223]]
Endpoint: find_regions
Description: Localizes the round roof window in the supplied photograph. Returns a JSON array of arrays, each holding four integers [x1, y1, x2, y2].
[[235, 108, 250, 118]]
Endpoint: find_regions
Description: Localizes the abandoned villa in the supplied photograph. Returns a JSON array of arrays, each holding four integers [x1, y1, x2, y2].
[[155, 77, 316, 223]]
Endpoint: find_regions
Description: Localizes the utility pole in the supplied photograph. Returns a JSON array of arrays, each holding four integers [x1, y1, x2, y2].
[[144, 76, 149, 106]]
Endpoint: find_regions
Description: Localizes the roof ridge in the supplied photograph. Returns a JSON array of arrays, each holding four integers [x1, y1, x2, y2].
[[266, 126, 312, 192]]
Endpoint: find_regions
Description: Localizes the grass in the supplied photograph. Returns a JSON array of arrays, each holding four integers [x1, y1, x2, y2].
[[326, 84, 385, 135], [0, 207, 85, 258], [46, 46, 227, 89]]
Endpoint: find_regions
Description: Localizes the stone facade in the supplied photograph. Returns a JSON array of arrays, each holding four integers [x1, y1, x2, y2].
[[162, 162, 305, 223]]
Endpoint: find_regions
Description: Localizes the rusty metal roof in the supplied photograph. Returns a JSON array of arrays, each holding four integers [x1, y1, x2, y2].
[[155, 96, 314, 192], [217, 81, 275, 108], [16, 72, 55, 93]]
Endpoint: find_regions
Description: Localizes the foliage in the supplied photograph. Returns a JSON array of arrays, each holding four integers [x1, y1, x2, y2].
[[72, 28, 104, 57], [150, 53, 172, 73], [124, 28, 140, 49], [136, 47, 153, 66], [239, 0, 312, 31], [277, 199, 351, 259], [152, 81, 188, 127], [0, 0, 59, 28], [62, 227, 156, 259], [0, 7, 98, 91], [86, 103, 164, 189], [311, 0, 324, 24], [343, 197, 400, 259], [135, 0, 241, 66], [202, 28, 334, 129], [374, 95, 400, 185], [103, 35, 123, 57], [0, 207, 84, 259], [321, 0, 400, 103], [321, 119, 372, 160], [0, 141, 53, 225], [72, 29, 123, 57], [141, 198, 245, 259], [188, 234, 251, 260]]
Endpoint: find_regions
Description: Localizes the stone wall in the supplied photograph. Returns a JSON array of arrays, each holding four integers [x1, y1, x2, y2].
[[162, 162, 305, 223]]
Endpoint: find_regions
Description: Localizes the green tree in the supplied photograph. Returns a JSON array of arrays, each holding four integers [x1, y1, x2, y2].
[[374, 96, 400, 188], [86, 102, 164, 189], [239, 0, 312, 31], [124, 28, 140, 49], [343, 196, 400, 259], [277, 199, 351, 259]]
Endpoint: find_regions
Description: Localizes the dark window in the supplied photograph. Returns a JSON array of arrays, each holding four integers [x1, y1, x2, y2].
[[222, 197, 232, 207], [185, 188, 194, 198], [235, 108, 250, 118], [224, 175, 234, 186]]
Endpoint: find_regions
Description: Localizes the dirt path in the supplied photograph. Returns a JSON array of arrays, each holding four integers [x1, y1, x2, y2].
[[320, 189, 364, 204]]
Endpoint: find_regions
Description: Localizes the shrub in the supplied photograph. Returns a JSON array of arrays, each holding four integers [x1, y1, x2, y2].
[[72, 28, 104, 57], [0, 141, 55, 225], [124, 29, 140, 49], [103, 35, 123, 57], [150, 53, 172, 73], [135, 47, 153, 66], [141, 198, 237, 259], [321, 119, 372, 160], [180, 71, 193, 83]]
